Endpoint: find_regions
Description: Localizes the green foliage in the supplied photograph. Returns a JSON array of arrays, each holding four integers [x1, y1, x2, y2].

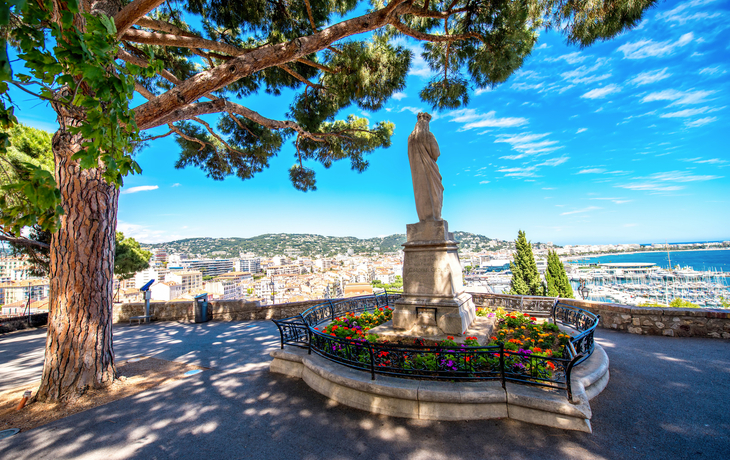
[[545, 250, 574, 298], [0, 123, 62, 234], [668, 298, 700, 309], [114, 232, 152, 281], [371, 275, 403, 292], [0, 1, 163, 234], [509, 230, 545, 296], [640, 298, 701, 309]]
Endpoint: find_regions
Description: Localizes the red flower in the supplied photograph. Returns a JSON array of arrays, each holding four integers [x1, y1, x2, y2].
[[523, 313, 529, 317], [447, 336, 454, 340], [530, 317, 536, 321]]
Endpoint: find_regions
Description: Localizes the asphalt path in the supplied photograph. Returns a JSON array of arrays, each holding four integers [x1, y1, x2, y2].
[[1, 321, 728, 460]]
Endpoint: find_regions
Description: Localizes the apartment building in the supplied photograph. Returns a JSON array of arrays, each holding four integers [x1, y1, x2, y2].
[[265, 264, 304, 276], [167, 271, 203, 293], [150, 281, 185, 301], [235, 257, 261, 274], [170, 259, 234, 277], [0, 280, 50, 305]]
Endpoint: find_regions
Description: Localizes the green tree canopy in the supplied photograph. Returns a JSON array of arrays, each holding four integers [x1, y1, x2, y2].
[[114, 232, 152, 281], [1, 124, 54, 274], [545, 250, 574, 298], [509, 230, 544, 296]]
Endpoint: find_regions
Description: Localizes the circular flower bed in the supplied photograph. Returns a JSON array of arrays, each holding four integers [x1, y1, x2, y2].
[[315, 307, 394, 342], [478, 307, 573, 357]]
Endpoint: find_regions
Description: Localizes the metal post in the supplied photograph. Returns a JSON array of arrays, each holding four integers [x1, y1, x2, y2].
[[499, 343, 506, 389], [327, 298, 335, 320], [144, 290, 151, 323], [368, 342, 375, 380]]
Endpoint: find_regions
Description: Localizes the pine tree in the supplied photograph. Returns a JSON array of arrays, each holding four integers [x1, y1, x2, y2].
[[545, 250, 574, 298], [509, 230, 545, 296]]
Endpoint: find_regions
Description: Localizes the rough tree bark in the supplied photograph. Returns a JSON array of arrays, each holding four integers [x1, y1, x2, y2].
[[35, 109, 119, 402]]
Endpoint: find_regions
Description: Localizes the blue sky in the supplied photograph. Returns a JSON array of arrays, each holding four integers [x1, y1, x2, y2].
[[11, 0, 730, 246]]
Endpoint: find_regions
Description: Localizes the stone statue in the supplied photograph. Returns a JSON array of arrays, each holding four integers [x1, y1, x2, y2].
[[408, 112, 444, 221]]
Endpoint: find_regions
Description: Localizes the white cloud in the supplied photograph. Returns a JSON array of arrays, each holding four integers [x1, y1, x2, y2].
[[479, 180, 490, 184], [511, 82, 544, 91], [535, 43, 549, 50], [630, 68, 671, 86], [494, 132, 561, 157], [399, 106, 423, 115], [121, 185, 159, 195], [392, 92, 407, 101], [116, 221, 170, 243], [648, 171, 722, 183], [581, 84, 621, 99], [617, 33, 693, 59], [549, 52, 586, 64], [656, 0, 720, 24], [537, 156, 569, 167], [475, 87, 492, 95], [561, 206, 601, 216], [497, 166, 538, 178], [685, 117, 717, 128], [447, 109, 529, 130], [660, 106, 712, 118], [560, 59, 611, 84], [577, 168, 605, 174], [590, 197, 633, 204], [616, 169, 722, 193], [699, 66, 726, 77], [576, 128, 587, 134], [641, 89, 714, 105], [171, 183, 181, 187]]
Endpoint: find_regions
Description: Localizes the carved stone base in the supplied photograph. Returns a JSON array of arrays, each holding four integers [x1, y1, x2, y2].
[[392, 292, 476, 335], [392, 219, 476, 336]]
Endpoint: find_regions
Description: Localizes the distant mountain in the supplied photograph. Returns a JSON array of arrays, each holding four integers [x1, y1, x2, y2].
[[145, 231, 522, 258]]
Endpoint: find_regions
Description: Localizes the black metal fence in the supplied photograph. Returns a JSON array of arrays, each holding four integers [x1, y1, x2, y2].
[[273, 294, 599, 401]]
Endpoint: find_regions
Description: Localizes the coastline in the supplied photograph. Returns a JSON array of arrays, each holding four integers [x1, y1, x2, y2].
[[563, 247, 730, 262]]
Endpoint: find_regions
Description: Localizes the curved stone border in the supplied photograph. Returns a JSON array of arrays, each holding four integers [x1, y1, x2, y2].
[[270, 344, 609, 433]]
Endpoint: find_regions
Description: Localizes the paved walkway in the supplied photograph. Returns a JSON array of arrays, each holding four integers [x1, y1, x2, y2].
[[1, 321, 728, 459]]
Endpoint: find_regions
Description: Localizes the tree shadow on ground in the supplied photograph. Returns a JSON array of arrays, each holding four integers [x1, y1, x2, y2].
[[0, 328, 47, 392], [1, 324, 729, 460]]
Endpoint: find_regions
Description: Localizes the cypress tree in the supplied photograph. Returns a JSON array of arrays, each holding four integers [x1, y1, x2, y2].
[[545, 250, 574, 298], [509, 230, 545, 296]]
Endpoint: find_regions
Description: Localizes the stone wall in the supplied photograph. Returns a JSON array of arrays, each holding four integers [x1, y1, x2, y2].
[[469, 292, 730, 339], [114, 298, 329, 324]]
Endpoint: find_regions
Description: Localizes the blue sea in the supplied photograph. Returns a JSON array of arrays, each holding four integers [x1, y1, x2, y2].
[[567, 249, 730, 273]]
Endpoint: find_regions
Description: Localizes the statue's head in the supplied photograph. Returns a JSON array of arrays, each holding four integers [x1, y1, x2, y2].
[[417, 112, 432, 123]]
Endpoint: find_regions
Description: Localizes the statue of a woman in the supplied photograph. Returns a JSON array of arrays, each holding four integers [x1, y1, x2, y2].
[[408, 112, 443, 221]]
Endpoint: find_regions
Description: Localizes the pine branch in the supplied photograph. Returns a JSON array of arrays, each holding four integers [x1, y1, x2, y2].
[[114, 0, 167, 39], [133, 2, 411, 129], [0, 234, 50, 249], [391, 20, 478, 43], [121, 29, 245, 57], [278, 64, 324, 90]]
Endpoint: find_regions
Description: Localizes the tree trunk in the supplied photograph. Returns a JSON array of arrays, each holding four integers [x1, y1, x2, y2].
[[35, 121, 119, 402]]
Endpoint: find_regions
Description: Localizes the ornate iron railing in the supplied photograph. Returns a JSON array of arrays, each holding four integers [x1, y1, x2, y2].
[[552, 301, 600, 365], [273, 293, 598, 401]]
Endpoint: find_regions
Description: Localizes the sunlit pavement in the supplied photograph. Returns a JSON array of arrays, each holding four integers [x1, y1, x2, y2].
[[1, 321, 728, 459]]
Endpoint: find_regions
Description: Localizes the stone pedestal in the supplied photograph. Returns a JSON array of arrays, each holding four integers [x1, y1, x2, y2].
[[392, 220, 476, 336]]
